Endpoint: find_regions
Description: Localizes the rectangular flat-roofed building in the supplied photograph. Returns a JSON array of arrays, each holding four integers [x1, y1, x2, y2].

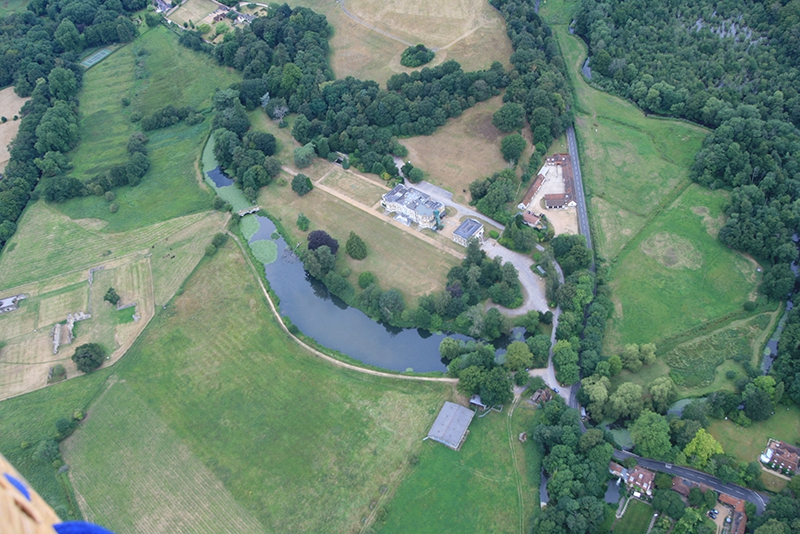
[[426, 402, 475, 451], [453, 218, 484, 246], [381, 184, 444, 230]]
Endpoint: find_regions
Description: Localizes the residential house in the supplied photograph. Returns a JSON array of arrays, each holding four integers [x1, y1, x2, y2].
[[544, 194, 576, 210], [625, 466, 655, 496], [719, 493, 747, 534], [761, 439, 800, 474]]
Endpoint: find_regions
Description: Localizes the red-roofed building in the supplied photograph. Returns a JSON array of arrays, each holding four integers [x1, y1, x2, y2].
[[719, 493, 747, 534], [761, 439, 800, 474], [626, 466, 655, 495]]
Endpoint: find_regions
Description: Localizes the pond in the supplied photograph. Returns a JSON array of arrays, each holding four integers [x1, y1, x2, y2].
[[201, 134, 523, 373], [246, 215, 521, 373]]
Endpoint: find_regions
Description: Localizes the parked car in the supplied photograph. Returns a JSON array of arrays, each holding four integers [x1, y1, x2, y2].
[[711, 509, 719, 514]]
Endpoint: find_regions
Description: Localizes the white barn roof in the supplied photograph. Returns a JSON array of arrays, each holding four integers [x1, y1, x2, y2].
[[427, 402, 475, 450]]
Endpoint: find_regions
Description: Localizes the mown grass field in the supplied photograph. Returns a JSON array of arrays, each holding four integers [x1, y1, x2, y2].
[[402, 95, 513, 205], [614, 499, 653, 534], [57, 26, 240, 231], [708, 405, 800, 468], [377, 404, 541, 533], [257, 174, 460, 304], [283, 0, 511, 85], [62, 241, 455, 533]]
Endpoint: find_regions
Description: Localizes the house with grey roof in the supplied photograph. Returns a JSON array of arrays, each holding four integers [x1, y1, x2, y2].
[[381, 184, 444, 230], [452, 218, 484, 247], [425, 401, 475, 450], [0, 294, 25, 314]]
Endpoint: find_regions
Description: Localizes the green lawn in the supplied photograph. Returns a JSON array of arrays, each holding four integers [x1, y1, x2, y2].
[[377, 404, 541, 533], [614, 499, 653, 534], [62, 242, 456, 533], [604, 185, 758, 350], [56, 26, 240, 231], [708, 405, 800, 467]]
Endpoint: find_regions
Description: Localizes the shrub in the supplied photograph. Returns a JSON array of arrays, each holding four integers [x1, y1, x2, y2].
[[129, 111, 143, 122], [35, 440, 60, 464], [121, 97, 130, 107], [296, 213, 310, 231], [743, 301, 757, 311], [407, 167, 424, 183], [489, 230, 500, 239], [104, 191, 115, 202], [358, 271, 376, 289], [345, 231, 368, 260], [103, 287, 120, 305], [291, 173, 313, 196], [293, 143, 315, 168], [205, 244, 217, 256], [726, 370, 737, 379], [212, 233, 227, 247]]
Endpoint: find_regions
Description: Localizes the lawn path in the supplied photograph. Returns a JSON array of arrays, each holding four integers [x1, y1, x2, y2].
[[507, 395, 524, 534]]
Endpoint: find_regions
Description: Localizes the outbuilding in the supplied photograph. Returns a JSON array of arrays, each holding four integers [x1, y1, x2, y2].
[[425, 402, 475, 451]]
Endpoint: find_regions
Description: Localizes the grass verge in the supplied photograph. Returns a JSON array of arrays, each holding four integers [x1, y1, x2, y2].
[[707, 405, 800, 468]]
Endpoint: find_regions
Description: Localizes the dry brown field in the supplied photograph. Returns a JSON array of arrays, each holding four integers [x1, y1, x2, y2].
[[0, 87, 29, 172], [402, 95, 511, 205]]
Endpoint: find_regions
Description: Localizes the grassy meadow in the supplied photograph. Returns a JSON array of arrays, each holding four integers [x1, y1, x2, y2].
[[0, 0, 26, 16], [402, 95, 513, 205], [283, 0, 511, 85], [377, 404, 541, 533], [613, 498, 653, 534], [538, 0, 760, 353], [57, 26, 240, 231], [61, 242, 456, 533]]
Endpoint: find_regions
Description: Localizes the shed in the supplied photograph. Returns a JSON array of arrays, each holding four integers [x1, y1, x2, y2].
[[426, 402, 475, 451], [469, 394, 487, 410]]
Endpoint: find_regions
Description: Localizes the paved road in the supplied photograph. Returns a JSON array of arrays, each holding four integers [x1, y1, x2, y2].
[[612, 450, 770, 514], [566, 126, 593, 251]]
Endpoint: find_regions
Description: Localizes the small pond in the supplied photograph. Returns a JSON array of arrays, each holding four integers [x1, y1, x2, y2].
[[247, 216, 521, 372], [207, 166, 234, 188]]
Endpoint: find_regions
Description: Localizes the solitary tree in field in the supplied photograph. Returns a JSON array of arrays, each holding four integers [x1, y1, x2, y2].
[[345, 231, 367, 260], [291, 173, 313, 196], [72, 343, 106, 374], [103, 287, 120, 306]]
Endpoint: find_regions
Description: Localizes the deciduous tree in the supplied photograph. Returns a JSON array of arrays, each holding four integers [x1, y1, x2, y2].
[[72, 343, 106, 374], [630, 411, 672, 460]]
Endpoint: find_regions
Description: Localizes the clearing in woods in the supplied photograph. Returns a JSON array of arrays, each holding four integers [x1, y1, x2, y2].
[[0, 87, 29, 172], [401, 95, 513, 206], [540, 0, 761, 352], [56, 26, 240, 232], [63, 242, 454, 533], [282, 0, 512, 85]]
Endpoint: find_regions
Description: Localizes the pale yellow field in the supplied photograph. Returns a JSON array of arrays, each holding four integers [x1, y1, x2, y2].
[[402, 95, 511, 205], [37, 285, 89, 328], [167, 0, 217, 25], [0, 86, 29, 172], [319, 168, 388, 206]]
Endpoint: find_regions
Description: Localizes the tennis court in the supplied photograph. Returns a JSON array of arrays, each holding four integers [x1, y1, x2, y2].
[[81, 48, 112, 68]]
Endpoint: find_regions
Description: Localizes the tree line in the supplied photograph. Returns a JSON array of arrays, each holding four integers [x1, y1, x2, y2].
[[576, 0, 800, 298], [0, 0, 144, 250]]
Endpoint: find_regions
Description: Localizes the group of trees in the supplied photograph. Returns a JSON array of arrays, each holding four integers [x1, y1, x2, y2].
[[576, 0, 800, 299], [469, 169, 518, 224], [772, 307, 800, 406], [0, 0, 146, 248], [212, 88, 281, 202], [400, 44, 434, 68], [140, 104, 204, 131], [531, 397, 613, 533], [490, 0, 573, 158], [748, 481, 800, 533], [440, 338, 514, 406]]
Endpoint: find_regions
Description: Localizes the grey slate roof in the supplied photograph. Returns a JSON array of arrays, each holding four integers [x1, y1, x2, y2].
[[427, 402, 475, 450], [454, 218, 482, 240], [382, 184, 444, 213]]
